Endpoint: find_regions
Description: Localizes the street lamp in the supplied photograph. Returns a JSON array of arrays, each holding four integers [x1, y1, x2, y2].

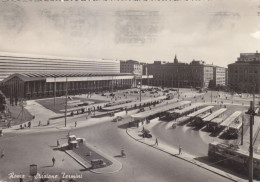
[[64, 77, 68, 127], [138, 79, 142, 103], [54, 76, 56, 109]]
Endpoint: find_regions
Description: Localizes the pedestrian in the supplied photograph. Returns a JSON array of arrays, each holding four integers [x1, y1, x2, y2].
[[57, 139, 60, 147], [155, 138, 158, 146], [38, 120, 41, 126], [1, 150, 4, 158], [52, 157, 55, 166], [19, 175, 23, 182], [7, 121, 11, 128], [179, 145, 182, 155], [75, 121, 77, 127], [28, 121, 31, 128]]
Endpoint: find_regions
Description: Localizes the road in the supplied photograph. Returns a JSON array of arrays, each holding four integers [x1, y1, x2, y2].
[[151, 103, 248, 157], [0, 117, 232, 182]]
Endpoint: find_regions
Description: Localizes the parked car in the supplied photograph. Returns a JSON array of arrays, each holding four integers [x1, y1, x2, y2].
[[112, 116, 123, 122]]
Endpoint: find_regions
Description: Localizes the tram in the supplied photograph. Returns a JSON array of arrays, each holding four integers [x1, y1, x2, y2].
[[208, 141, 260, 179]]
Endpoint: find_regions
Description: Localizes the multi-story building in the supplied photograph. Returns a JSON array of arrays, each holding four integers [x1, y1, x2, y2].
[[120, 60, 143, 75], [0, 53, 136, 102], [213, 66, 226, 87], [228, 51, 260, 93], [0, 52, 120, 82], [147, 56, 218, 88]]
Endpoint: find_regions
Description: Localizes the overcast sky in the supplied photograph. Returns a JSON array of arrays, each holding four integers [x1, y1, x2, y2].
[[0, 0, 259, 67]]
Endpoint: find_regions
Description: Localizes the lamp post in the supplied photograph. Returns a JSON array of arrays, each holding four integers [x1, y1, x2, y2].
[[54, 77, 56, 109], [64, 77, 68, 127], [177, 68, 180, 100], [138, 78, 142, 103]]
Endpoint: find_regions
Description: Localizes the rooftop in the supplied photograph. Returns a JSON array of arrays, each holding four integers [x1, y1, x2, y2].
[[3, 72, 133, 83]]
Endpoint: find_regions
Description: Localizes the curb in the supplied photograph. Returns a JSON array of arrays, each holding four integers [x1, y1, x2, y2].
[[63, 144, 123, 174], [126, 128, 239, 182]]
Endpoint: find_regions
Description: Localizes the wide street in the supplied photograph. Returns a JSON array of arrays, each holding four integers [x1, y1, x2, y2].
[[0, 88, 258, 182], [0, 110, 232, 182]]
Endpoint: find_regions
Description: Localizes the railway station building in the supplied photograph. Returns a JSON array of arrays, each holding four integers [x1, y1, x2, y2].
[[1, 72, 135, 104], [0, 52, 138, 104]]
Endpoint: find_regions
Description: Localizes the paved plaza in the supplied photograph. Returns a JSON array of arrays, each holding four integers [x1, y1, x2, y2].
[[0, 88, 259, 182]]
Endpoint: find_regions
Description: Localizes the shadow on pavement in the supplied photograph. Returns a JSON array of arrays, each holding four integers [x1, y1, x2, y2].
[[41, 165, 54, 168], [194, 156, 248, 180], [209, 129, 223, 137], [49, 145, 58, 148], [192, 124, 205, 131], [117, 123, 131, 129], [114, 155, 124, 158], [79, 168, 92, 172]]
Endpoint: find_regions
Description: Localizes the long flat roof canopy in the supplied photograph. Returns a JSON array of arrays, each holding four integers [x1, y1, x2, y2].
[[173, 103, 204, 115], [3, 72, 134, 82], [188, 106, 214, 117], [203, 108, 227, 122], [210, 118, 224, 125], [229, 121, 243, 130], [102, 96, 168, 111], [220, 111, 242, 127], [131, 101, 191, 120]]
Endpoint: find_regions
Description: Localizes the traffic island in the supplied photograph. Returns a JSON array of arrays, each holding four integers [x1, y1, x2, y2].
[[62, 135, 122, 174]]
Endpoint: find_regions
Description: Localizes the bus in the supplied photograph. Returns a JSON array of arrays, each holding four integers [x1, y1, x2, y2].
[[220, 111, 242, 139]]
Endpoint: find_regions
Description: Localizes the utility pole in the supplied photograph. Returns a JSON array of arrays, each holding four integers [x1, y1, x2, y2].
[[54, 77, 56, 109], [241, 112, 247, 146], [249, 82, 257, 182], [177, 68, 180, 100], [211, 90, 213, 103], [139, 77, 142, 103], [112, 76, 114, 93], [65, 77, 68, 127], [249, 100, 254, 182]]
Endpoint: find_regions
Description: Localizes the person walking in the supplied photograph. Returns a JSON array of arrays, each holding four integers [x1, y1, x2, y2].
[[57, 139, 60, 147], [19, 176, 23, 182], [52, 157, 56, 166], [179, 145, 182, 155], [1, 150, 4, 158], [75, 121, 77, 127], [155, 138, 158, 146]]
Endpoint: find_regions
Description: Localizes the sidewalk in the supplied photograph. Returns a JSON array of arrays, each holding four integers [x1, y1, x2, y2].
[[62, 141, 122, 174], [126, 120, 254, 182]]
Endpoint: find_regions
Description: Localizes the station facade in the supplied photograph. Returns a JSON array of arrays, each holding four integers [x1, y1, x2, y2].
[[0, 52, 120, 81], [0, 52, 140, 104], [1, 72, 135, 105]]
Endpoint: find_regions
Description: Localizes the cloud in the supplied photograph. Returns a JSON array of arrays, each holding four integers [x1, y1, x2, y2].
[[0, 0, 259, 67]]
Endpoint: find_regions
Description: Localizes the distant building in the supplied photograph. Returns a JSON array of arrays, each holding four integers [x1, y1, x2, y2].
[[146, 55, 227, 89], [120, 60, 143, 75], [0, 53, 137, 102], [147, 56, 219, 88], [228, 51, 260, 93], [213, 66, 226, 87], [0, 52, 120, 82]]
